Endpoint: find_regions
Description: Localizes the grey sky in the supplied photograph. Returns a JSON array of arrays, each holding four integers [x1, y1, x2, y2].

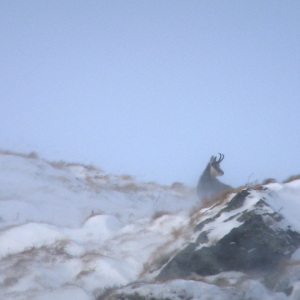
[[1, 1, 299, 186]]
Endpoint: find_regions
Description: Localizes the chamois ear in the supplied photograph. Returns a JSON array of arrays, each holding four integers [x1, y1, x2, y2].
[[210, 156, 216, 164]]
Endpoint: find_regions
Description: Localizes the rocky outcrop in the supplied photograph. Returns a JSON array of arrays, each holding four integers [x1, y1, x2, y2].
[[157, 189, 300, 281]]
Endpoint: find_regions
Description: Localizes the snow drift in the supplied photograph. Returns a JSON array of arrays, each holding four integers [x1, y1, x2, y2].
[[1, 150, 300, 300]]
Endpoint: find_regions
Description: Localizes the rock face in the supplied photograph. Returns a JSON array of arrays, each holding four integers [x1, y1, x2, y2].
[[158, 189, 300, 281]]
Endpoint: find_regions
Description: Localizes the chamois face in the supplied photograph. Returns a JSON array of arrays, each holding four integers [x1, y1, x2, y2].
[[197, 153, 231, 200], [209, 156, 224, 178]]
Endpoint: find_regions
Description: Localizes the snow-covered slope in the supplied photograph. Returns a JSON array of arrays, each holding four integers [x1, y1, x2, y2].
[[0, 151, 195, 300], [1, 150, 300, 300]]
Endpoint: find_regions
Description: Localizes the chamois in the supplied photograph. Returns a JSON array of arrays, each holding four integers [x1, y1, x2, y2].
[[197, 153, 231, 200]]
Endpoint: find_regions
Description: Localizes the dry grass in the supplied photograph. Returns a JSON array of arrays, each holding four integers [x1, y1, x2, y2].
[[119, 174, 133, 180], [249, 184, 266, 191], [262, 178, 277, 185], [188, 186, 249, 227], [113, 183, 146, 193], [0, 150, 102, 174], [140, 247, 178, 277], [85, 176, 106, 189], [3, 276, 19, 287], [203, 187, 246, 208], [0, 149, 39, 159], [12, 239, 70, 260], [51, 175, 71, 184], [79, 251, 105, 263], [189, 207, 204, 228], [169, 182, 196, 199], [48, 160, 68, 169], [49, 160, 101, 172], [188, 197, 210, 227], [76, 267, 96, 279], [171, 182, 185, 189], [171, 227, 183, 240], [68, 162, 99, 171], [246, 177, 278, 190], [151, 210, 170, 220], [1, 239, 71, 283], [283, 174, 300, 184], [147, 181, 158, 185], [96, 286, 120, 300]]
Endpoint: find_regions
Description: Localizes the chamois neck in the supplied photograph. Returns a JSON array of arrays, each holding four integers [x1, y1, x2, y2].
[[200, 163, 213, 182]]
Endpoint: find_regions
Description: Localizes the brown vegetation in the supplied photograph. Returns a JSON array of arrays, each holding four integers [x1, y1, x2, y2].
[[0, 149, 38, 159], [171, 227, 183, 240], [171, 182, 185, 189], [152, 210, 170, 220], [49, 160, 101, 172], [283, 174, 300, 184], [202, 186, 247, 208], [140, 247, 178, 278], [119, 174, 133, 180], [113, 183, 146, 193], [262, 178, 277, 185], [188, 186, 249, 227]]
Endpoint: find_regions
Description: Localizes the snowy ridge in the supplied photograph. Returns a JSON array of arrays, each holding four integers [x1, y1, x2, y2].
[[1, 151, 300, 300], [0, 151, 195, 300]]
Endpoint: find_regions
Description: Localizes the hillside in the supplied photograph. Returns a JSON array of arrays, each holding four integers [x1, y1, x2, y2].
[[1, 150, 300, 300]]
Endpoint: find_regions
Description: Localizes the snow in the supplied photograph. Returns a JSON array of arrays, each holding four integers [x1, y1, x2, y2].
[[34, 287, 91, 300], [0, 222, 66, 257], [264, 180, 300, 231], [194, 193, 262, 250], [116, 278, 288, 300], [0, 152, 196, 299], [0, 151, 300, 299]]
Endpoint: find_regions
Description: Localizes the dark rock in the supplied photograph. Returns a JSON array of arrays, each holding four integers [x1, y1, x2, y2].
[[284, 286, 293, 296], [222, 189, 250, 212], [196, 231, 209, 244], [157, 190, 300, 281], [194, 189, 250, 233], [194, 217, 214, 233]]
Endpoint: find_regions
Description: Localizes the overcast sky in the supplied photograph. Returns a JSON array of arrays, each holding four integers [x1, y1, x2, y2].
[[1, 1, 299, 187]]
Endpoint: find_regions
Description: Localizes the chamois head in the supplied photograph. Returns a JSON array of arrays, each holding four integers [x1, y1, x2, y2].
[[197, 153, 231, 200], [209, 153, 225, 178]]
